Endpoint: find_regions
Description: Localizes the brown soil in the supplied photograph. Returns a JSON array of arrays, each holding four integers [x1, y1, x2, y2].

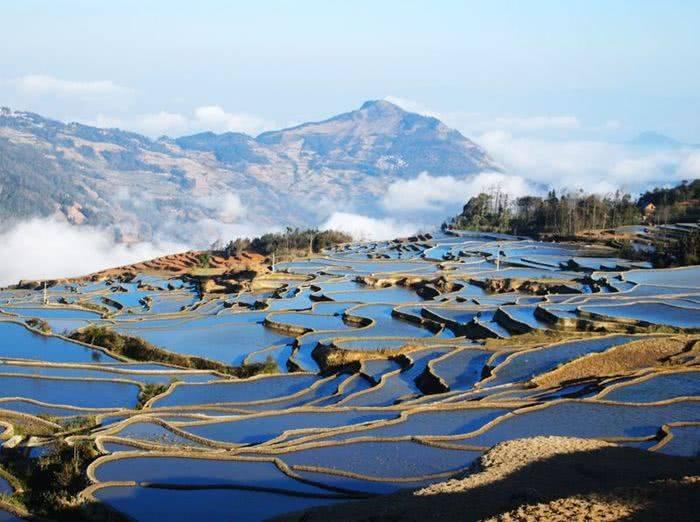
[[14, 250, 268, 289], [486, 476, 700, 522], [85, 250, 267, 279], [283, 436, 700, 521]]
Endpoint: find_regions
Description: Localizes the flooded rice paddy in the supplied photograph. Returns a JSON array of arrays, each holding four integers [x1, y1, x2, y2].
[[1, 231, 699, 519]]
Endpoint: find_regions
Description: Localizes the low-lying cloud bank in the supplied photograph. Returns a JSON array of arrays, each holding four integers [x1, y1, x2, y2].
[[386, 95, 700, 195], [321, 172, 539, 243], [0, 218, 185, 287], [321, 212, 424, 241], [0, 211, 422, 286], [381, 171, 538, 213], [477, 132, 700, 194]]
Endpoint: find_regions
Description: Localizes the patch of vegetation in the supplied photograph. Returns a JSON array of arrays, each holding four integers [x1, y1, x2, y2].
[[4, 415, 58, 437], [446, 180, 700, 267], [0, 492, 26, 514], [58, 416, 97, 433], [26, 317, 51, 333], [638, 179, 700, 223], [255, 354, 278, 374], [2, 440, 126, 521], [70, 325, 279, 378], [197, 252, 211, 268], [137, 383, 169, 408], [218, 227, 352, 258], [312, 343, 404, 372], [619, 229, 700, 268], [448, 181, 700, 238], [446, 188, 640, 236], [76, 301, 110, 315]]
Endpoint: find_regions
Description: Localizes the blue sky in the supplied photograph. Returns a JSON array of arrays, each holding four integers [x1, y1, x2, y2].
[[1, 1, 700, 282], [2, 0, 699, 142]]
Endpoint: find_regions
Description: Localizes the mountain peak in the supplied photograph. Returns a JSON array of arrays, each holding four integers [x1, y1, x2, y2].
[[0, 102, 499, 242], [359, 99, 402, 112]]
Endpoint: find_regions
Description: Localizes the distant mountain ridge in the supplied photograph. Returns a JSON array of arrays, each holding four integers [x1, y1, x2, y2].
[[628, 131, 683, 148], [0, 101, 499, 243], [628, 131, 699, 149]]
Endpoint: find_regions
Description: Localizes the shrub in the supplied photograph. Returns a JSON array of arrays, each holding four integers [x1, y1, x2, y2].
[[137, 383, 169, 408], [26, 317, 51, 333], [198, 252, 211, 268]]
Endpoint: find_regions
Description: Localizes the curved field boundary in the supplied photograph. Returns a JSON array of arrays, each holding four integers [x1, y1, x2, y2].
[[619, 266, 700, 290], [0, 420, 13, 440], [304, 373, 374, 407], [254, 402, 523, 451], [0, 318, 131, 363], [94, 434, 223, 454], [129, 406, 402, 449], [244, 438, 486, 483], [594, 367, 700, 402], [577, 301, 700, 332], [0, 397, 125, 419], [0, 302, 108, 319], [419, 347, 492, 394], [476, 333, 651, 388], [83, 451, 372, 499], [146, 372, 332, 409], [0, 359, 228, 380], [648, 421, 700, 452], [416, 396, 700, 445], [96, 416, 237, 450], [0, 409, 62, 432]]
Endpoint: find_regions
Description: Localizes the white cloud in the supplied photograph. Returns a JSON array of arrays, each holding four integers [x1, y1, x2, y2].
[[385, 96, 583, 135], [89, 114, 126, 129], [486, 115, 580, 131], [603, 119, 622, 130], [476, 131, 699, 194], [85, 112, 189, 136], [185, 218, 267, 244], [0, 218, 183, 287], [381, 171, 537, 213], [81, 106, 275, 138], [135, 111, 190, 137], [383, 96, 442, 119], [321, 212, 422, 241], [678, 151, 700, 179], [197, 193, 247, 223], [13, 75, 132, 98], [192, 105, 272, 135]]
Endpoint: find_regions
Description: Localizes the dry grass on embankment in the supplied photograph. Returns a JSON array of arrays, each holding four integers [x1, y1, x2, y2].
[[533, 336, 699, 388], [282, 436, 700, 521]]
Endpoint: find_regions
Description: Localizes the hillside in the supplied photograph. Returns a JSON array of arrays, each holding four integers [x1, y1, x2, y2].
[[0, 101, 498, 244]]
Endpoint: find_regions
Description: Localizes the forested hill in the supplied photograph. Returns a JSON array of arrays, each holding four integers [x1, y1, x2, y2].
[[446, 180, 700, 237]]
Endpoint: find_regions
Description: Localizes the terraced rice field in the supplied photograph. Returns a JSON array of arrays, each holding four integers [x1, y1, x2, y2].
[[0, 230, 698, 520]]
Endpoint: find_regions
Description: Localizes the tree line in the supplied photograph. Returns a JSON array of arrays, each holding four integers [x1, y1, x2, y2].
[[445, 180, 699, 237], [214, 227, 352, 258]]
